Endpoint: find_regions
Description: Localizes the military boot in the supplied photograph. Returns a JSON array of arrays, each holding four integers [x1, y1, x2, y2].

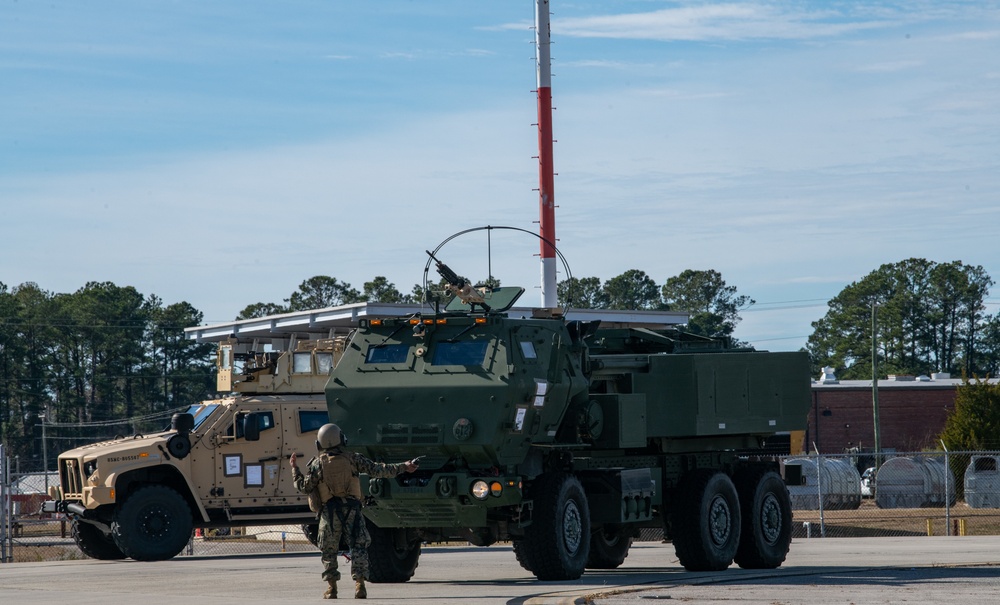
[[354, 579, 367, 599], [323, 580, 337, 599]]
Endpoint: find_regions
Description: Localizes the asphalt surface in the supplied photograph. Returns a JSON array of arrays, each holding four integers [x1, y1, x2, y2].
[[1, 536, 998, 604]]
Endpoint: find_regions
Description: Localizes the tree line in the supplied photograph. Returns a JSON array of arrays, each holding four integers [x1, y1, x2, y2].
[[0, 281, 215, 471], [2, 257, 998, 471], [807, 259, 1000, 379]]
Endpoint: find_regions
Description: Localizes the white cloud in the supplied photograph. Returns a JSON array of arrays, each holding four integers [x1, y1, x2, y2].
[[554, 4, 890, 42], [854, 60, 923, 73]]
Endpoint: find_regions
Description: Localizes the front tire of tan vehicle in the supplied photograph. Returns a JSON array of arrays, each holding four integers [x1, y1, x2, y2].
[[302, 523, 320, 548], [73, 519, 126, 560], [111, 484, 193, 561]]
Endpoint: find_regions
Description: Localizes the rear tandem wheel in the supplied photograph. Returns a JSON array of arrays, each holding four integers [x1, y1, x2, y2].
[[671, 469, 741, 572], [734, 469, 792, 569]]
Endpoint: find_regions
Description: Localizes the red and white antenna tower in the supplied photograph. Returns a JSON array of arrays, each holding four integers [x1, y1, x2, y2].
[[534, 0, 557, 308]]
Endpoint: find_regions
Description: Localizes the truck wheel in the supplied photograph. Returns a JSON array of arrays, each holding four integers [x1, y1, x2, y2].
[[366, 520, 420, 583], [72, 520, 126, 560], [734, 470, 792, 569], [302, 523, 319, 548], [111, 485, 193, 561], [586, 525, 633, 569], [672, 469, 740, 572], [512, 538, 538, 573], [521, 473, 591, 580]]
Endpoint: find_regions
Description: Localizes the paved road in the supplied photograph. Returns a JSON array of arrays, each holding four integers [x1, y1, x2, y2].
[[1, 537, 998, 604]]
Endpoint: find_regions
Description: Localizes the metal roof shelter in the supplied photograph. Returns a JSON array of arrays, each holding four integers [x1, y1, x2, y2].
[[184, 302, 690, 345]]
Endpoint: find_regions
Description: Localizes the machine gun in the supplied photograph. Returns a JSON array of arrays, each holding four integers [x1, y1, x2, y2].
[[426, 250, 491, 311]]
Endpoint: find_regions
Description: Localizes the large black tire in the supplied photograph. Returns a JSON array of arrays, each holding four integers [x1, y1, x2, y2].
[[366, 520, 421, 583], [671, 469, 741, 572], [512, 538, 538, 574], [520, 473, 591, 581], [734, 470, 792, 569], [586, 525, 633, 569], [111, 485, 193, 561], [73, 520, 126, 560], [302, 523, 319, 548]]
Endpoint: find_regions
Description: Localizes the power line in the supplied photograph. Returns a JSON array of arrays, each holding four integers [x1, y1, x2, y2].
[[40, 405, 189, 429]]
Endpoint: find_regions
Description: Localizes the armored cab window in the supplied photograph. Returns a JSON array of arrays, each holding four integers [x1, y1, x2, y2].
[[292, 352, 312, 373], [431, 340, 489, 366], [519, 341, 537, 360], [299, 410, 328, 434], [182, 404, 219, 431], [365, 343, 409, 364], [232, 411, 275, 439], [316, 352, 334, 374]]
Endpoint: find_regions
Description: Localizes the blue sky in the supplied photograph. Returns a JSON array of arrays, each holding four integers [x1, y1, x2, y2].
[[2, 1, 998, 352]]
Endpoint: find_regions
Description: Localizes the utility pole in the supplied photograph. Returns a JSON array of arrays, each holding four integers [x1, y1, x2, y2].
[[871, 302, 882, 470], [40, 412, 49, 492]]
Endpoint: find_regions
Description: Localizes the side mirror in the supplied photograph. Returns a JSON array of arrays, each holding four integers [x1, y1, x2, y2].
[[172, 413, 195, 435], [243, 413, 261, 441]]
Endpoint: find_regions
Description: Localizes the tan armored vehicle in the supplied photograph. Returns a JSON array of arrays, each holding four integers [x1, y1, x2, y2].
[[43, 337, 344, 561]]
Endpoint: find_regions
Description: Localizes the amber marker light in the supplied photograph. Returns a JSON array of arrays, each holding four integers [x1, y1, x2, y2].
[[490, 481, 503, 497]]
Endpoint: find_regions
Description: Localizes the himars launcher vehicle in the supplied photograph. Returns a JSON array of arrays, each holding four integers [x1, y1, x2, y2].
[[327, 248, 812, 582]]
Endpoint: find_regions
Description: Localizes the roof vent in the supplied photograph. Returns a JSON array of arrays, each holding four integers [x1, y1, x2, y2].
[[931, 372, 951, 380], [819, 366, 839, 384]]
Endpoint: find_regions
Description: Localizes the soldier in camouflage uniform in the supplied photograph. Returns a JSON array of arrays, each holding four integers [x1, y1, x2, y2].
[[291, 423, 418, 599]]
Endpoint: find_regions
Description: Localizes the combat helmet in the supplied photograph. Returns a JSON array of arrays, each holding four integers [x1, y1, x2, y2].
[[316, 423, 346, 450]]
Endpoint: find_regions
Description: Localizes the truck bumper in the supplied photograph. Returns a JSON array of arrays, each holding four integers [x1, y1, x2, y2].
[[42, 499, 86, 516], [363, 473, 522, 528]]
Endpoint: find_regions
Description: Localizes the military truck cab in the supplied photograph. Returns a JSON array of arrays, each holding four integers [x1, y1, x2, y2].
[[43, 338, 344, 561]]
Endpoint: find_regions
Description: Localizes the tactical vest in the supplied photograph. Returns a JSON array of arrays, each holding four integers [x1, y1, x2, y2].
[[314, 451, 362, 508]]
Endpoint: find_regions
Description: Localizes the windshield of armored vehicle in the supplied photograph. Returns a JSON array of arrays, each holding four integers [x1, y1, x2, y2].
[[366, 343, 409, 364], [184, 404, 220, 430], [431, 340, 489, 365]]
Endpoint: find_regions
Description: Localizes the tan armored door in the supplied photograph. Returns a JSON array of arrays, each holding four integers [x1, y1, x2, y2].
[[215, 408, 285, 502]]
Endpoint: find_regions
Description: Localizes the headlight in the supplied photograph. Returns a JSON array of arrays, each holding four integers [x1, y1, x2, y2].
[[471, 480, 489, 500]]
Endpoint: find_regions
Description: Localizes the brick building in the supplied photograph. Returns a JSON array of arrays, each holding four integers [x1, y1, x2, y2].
[[806, 369, 998, 455]]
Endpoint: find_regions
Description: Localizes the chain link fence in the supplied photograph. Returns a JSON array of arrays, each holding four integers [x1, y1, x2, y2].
[[783, 450, 1000, 538], [5, 447, 1000, 563]]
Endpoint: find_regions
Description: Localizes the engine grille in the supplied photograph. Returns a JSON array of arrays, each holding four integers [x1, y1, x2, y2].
[[59, 458, 84, 496], [376, 424, 442, 445]]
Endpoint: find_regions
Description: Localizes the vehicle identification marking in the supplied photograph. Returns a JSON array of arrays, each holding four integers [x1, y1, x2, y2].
[[106, 455, 142, 463]]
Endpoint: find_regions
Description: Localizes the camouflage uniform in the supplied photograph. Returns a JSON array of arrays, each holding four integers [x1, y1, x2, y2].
[[293, 447, 408, 585]]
